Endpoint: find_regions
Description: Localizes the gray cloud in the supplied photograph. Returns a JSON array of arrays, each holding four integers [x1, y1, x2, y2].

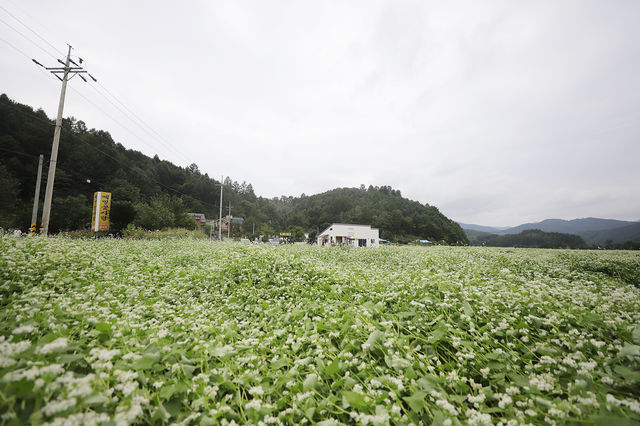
[[2, 0, 639, 226]]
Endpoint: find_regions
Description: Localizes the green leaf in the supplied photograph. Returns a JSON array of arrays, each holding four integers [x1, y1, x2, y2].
[[83, 393, 109, 406], [325, 358, 339, 376], [632, 325, 640, 345], [164, 399, 183, 418], [59, 353, 84, 364], [94, 322, 111, 334], [133, 353, 159, 370], [270, 358, 290, 370], [591, 415, 637, 426], [619, 343, 640, 359], [159, 383, 188, 400], [508, 373, 529, 388], [305, 407, 315, 420], [534, 396, 552, 407], [416, 376, 437, 391], [182, 364, 196, 377], [365, 330, 385, 348], [342, 391, 366, 410], [303, 374, 319, 390], [614, 365, 640, 383], [429, 327, 447, 342], [463, 300, 473, 316], [404, 366, 418, 380], [405, 366, 418, 380], [317, 420, 340, 426], [488, 361, 505, 371], [403, 390, 427, 412], [199, 415, 216, 426]]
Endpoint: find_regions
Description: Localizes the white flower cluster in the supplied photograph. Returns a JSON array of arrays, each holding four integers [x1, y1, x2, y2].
[[11, 325, 36, 335], [0, 339, 31, 367], [37, 337, 68, 354]]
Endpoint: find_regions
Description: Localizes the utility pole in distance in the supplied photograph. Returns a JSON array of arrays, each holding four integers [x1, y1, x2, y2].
[[227, 203, 233, 239], [30, 154, 44, 235], [33, 44, 96, 235], [218, 176, 223, 241]]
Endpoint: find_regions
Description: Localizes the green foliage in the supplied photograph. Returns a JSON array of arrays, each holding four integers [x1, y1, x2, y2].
[[134, 199, 175, 230], [0, 163, 20, 227], [50, 194, 92, 233], [122, 224, 207, 239], [564, 252, 640, 287], [58, 229, 109, 239], [110, 200, 136, 232], [121, 223, 149, 239]]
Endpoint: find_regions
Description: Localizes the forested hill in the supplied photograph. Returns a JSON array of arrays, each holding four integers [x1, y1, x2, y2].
[[469, 229, 588, 249], [0, 93, 466, 243], [285, 187, 467, 243]]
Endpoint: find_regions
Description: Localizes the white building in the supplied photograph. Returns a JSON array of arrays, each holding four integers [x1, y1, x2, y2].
[[317, 223, 379, 248]]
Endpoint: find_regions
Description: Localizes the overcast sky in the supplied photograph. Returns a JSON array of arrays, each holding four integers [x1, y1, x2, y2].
[[2, 0, 639, 226]]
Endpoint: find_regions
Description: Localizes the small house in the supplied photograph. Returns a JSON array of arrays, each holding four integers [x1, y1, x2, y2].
[[187, 213, 207, 227], [317, 223, 379, 248]]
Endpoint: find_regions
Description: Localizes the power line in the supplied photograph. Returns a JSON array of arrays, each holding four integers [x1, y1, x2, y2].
[[81, 82, 188, 162], [0, 36, 34, 60], [3, 29, 180, 166], [0, 4, 65, 57], [88, 81, 196, 166], [2, 3, 201, 169], [0, 146, 40, 158], [0, 15, 59, 61], [68, 84, 176, 159], [2, 0, 66, 56], [1, 4, 225, 212], [2, 41, 216, 206], [0, 146, 108, 187]]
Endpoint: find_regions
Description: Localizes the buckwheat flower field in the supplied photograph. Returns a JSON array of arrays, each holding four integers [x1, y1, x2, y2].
[[1, 236, 639, 425]]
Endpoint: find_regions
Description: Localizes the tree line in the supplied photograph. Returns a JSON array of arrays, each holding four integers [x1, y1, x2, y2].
[[469, 229, 588, 249]]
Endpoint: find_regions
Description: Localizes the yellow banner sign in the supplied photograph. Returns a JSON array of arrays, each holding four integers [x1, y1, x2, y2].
[[92, 191, 111, 232]]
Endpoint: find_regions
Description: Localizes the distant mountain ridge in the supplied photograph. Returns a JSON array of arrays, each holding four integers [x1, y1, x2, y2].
[[579, 222, 640, 245], [459, 217, 640, 245], [500, 218, 636, 236]]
